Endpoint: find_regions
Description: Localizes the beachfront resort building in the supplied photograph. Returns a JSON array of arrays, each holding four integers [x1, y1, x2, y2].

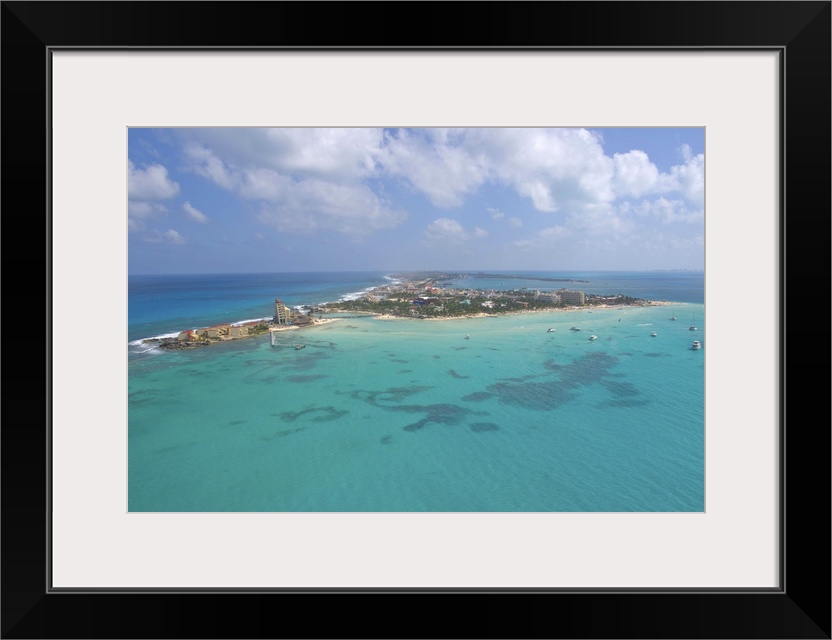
[[205, 324, 231, 339], [178, 323, 234, 342], [557, 289, 586, 306], [274, 298, 290, 325], [534, 290, 561, 304], [228, 325, 248, 338]]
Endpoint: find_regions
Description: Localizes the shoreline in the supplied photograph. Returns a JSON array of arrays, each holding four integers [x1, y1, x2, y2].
[[134, 275, 692, 349], [138, 300, 686, 347], [368, 300, 681, 322], [131, 270, 703, 350], [139, 317, 341, 350], [269, 317, 340, 331]]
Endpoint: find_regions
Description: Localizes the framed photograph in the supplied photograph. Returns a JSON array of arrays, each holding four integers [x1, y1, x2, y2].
[[123, 124, 708, 516], [4, 2, 829, 638]]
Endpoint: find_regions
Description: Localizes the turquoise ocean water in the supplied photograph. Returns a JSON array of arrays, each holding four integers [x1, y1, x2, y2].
[[128, 271, 704, 512]]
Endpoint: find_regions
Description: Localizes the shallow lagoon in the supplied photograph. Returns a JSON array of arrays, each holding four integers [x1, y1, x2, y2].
[[128, 303, 704, 512]]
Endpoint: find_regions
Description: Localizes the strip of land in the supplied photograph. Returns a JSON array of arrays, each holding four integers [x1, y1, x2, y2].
[[325, 275, 674, 320], [140, 273, 681, 351]]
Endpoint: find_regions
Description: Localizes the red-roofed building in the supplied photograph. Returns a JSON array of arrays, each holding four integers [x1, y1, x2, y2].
[[206, 324, 231, 339], [228, 325, 247, 338]]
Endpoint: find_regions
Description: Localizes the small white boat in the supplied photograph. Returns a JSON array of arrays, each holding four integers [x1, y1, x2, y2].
[[651, 331, 657, 337], [464, 334, 470, 340], [570, 326, 580, 331], [691, 340, 701, 350], [670, 316, 677, 321], [547, 328, 555, 333], [689, 326, 698, 331], [295, 344, 306, 350], [589, 335, 598, 341]]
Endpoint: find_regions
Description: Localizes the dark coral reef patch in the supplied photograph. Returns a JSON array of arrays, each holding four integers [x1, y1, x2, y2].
[[278, 406, 348, 423], [490, 351, 646, 411], [462, 391, 493, 402], [397, 403, 471, 431], [470, 422, 500, 432]]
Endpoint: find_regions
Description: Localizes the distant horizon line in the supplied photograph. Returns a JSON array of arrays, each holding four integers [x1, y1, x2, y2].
[[129, 268, 705, 277]]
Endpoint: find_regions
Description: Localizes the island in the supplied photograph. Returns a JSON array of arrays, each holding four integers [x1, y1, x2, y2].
[[325, 274, 665, 320], [143, 274, 671, 351], [142, 298, 336, 351]]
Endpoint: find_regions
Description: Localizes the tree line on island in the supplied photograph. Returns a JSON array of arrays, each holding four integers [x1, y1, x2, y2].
[[328, 290, 650, 319]]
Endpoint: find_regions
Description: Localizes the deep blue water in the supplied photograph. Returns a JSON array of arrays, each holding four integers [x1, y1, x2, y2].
[[128, 271, 392, 343]]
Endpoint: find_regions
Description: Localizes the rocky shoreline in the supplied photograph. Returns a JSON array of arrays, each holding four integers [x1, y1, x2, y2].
[[141, 317, 340, 351], [143, 337, 213, 351]]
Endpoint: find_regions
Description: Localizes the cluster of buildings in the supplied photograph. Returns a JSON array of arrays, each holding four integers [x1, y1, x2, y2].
[[173, 285, 593, 344], [274, 298, 315, 326], [327, 275, 594, 319], [175, 298, 314, 343], [367, 279, 587, 308], [533, 289, 586, 306], [176, 320, 266, 343]]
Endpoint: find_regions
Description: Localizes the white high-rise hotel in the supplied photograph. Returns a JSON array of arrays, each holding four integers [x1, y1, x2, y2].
[[557, 289, 586, 306], [534, 289, 585, 305]]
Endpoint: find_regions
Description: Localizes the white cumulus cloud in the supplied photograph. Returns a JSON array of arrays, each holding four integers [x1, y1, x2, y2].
[[670, 144, 704, 205], [180, 128, 385, 182], [145, 229, 185, 245], [254, 179, 405, 235], [630, 197, 704, 224], [538, 225, 569, 239], [381, 129, 488, 207], [613, 150, 661, 198], [424, 218, 468, 244], [128, 201, 168, 220], [184, 144, 241, 191], [612, 145, 704, 207], [182, 201, 209, 223], [172, 128, 703, 251], [464, 128, 616, 212], [128, 160, 180, 233], [128, 160, 180, 200], [184, 137, 405, 237]]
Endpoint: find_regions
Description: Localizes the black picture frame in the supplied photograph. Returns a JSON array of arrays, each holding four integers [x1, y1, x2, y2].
[[3, 2, 829, 638]]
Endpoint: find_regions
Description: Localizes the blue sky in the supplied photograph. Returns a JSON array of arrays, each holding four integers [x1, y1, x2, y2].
[[128, 127, 704, 274]]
